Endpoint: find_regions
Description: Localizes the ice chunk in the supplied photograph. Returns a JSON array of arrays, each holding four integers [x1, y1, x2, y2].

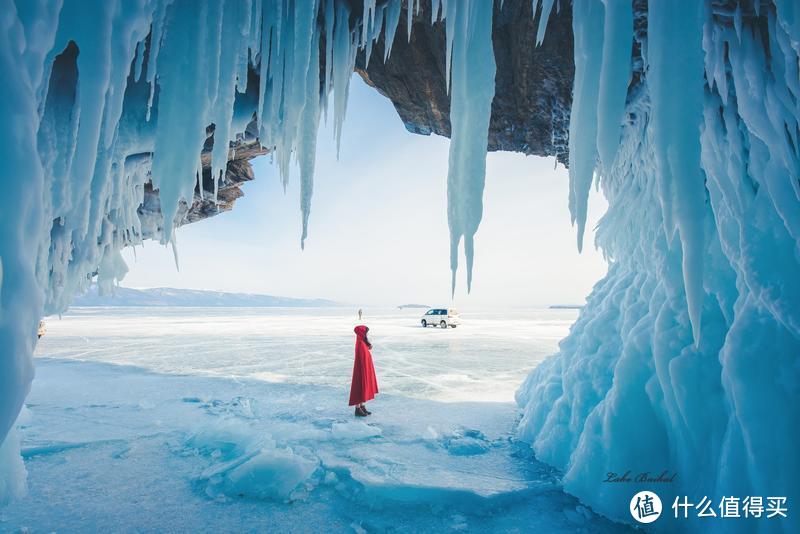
[[442, 429, 490, 456], [220, 446, 318, 501]]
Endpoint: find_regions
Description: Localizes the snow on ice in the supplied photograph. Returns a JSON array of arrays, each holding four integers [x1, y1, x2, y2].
[[2, 350, 626, 532]]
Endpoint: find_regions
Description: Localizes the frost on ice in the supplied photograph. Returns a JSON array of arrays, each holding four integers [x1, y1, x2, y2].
[[1, 0, 799, 531]]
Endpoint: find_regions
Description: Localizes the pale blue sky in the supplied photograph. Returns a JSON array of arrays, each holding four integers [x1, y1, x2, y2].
[[122, 76, 608, 307]]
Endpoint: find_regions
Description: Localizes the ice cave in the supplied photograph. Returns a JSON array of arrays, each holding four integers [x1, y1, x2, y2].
[[1, 0, 798, 531]]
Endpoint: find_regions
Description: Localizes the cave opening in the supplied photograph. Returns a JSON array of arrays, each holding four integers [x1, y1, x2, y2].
[[2, 0, 798, 532]]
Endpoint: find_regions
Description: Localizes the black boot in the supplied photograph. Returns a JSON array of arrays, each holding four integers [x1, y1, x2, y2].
[[362, 405, 372, 415], [355, 406, 367, 417]]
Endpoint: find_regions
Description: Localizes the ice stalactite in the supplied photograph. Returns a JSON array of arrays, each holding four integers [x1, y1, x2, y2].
[[595, 0, 631, 178], [444, 1, 497, 294], [648, 0, 708, 343], [299, 23, 322, 250], [567, 0, 604, 252], [517, 1, 800, 530], [534, 0, 555, 46]]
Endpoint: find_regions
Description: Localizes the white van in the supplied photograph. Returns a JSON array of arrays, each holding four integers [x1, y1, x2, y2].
[[421, 308, 460, 328]]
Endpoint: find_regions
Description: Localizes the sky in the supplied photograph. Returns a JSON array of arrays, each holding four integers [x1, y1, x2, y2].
[[121, 75, 608, 308]]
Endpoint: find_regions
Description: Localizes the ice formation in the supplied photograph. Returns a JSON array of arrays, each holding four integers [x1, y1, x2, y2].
[[1, 0, 798, 530], [444, 1, 496, 293], [517, 0, 800, 529], [0, 0, 496, 503]]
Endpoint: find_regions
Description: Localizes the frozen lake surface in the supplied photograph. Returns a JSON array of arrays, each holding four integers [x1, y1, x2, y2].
[[2, 307, 632, 532], [35, 307, 580, 403]]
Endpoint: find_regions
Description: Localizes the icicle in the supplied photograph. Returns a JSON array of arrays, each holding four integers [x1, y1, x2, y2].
[[535, 0, 555, 46], [248, 0, 262, 62], [332, 2, 356, 155], [235, 1, 253, 90], [595, 0, 632, 174], [299, 29, 322, 250], [444, 1, 457, 93], [648, 0, 707, 343], [170, 234, 180, 271], [445, 1, 497, 294], [568, 0, 604, 252], [323, 0, 335, 118], [734, 3, 743, 41], [362, 0, 376, 46], [256, 0, 274, 144], [145, 0, 170, 122], [431, 0, 441, 23], [407, 0, 414, 42], [208, 0, 251, 198], [383, 0, 401, 62], [364, 7, 375, 67], [149, 0, 214, 243]]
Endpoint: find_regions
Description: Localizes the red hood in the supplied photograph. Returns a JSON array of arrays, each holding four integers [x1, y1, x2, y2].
[[354, 325, 368, 339]]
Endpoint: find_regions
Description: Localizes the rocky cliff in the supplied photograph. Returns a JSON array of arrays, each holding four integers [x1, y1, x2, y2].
[[178, 0, 573, 229], [139, 123, 267, 240]]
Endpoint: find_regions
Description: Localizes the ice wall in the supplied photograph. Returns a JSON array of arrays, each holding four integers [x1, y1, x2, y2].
[[517, 1, 800, 530], [0, 0, 497, 502]]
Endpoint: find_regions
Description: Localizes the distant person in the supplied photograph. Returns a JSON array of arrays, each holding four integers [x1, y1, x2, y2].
[[349, 325, 378, 417], [358, 308, 363, 320]]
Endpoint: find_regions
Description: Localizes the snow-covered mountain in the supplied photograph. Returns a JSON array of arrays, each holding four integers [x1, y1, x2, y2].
[[72, 286, 342, 308]]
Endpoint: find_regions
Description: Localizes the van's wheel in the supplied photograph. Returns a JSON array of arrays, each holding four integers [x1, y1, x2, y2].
[[450, 325, 457, 328], [421, 320, 427, 327], [440, 320, 447, 328]]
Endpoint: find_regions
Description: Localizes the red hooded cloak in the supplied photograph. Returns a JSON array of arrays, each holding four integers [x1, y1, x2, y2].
[[349, 325, 379, 406]]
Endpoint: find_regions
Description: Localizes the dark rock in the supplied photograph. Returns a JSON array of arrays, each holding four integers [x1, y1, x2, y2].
[[134, 129, 268, 242], [355, 0, 573, 164]]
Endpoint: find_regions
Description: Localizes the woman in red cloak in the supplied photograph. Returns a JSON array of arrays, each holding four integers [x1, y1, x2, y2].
[[349, 325, 378, 416]]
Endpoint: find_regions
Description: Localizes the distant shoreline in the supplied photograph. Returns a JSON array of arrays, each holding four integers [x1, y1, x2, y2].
[[548, 304, 584, 310], [71, 286, 345, 308]]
